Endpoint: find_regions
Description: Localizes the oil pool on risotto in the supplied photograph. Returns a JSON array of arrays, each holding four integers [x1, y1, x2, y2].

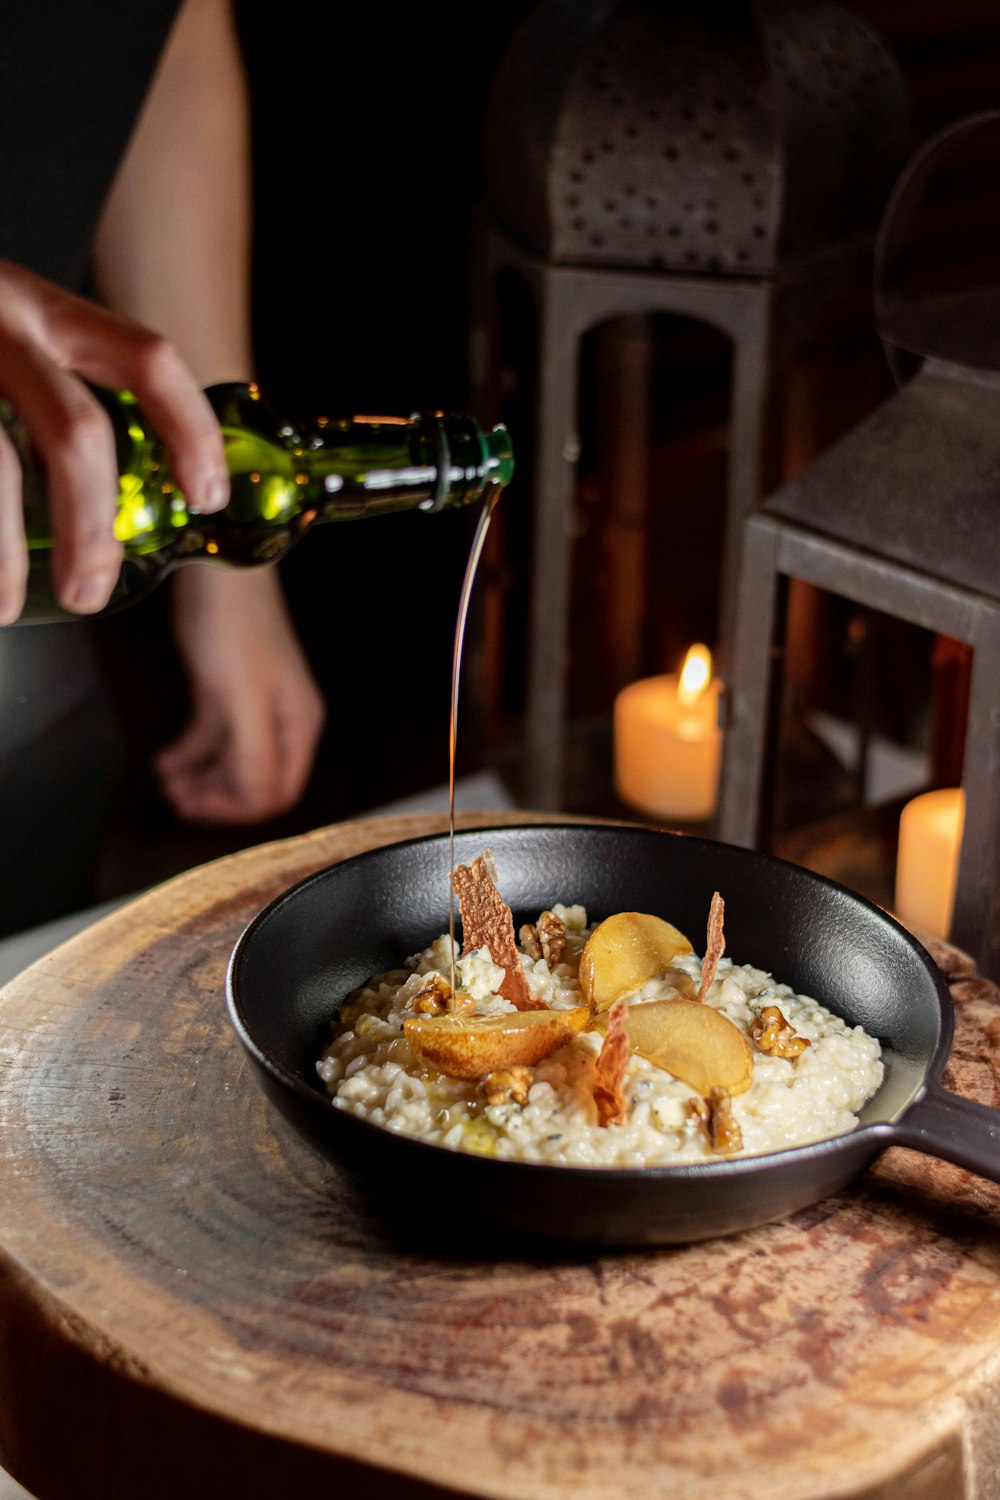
[[316, 852, 883, 1168]]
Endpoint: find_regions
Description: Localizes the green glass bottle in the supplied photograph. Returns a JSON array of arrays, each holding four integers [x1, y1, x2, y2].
[[8, 382, 515, 623]]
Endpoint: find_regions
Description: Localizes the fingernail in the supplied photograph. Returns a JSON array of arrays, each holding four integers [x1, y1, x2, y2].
[[65, 573, 115, 614], [204, 473, 230, 512], [0, 571, 28, 624]]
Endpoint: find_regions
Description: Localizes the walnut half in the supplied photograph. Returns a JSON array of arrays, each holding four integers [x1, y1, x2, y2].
[[689, 1087, 743, 1154], [409, 975, 453, 1015], [751, 1005, 810, 1059], [519, 909, 567, 968], [483, 1066, 534, 1107]]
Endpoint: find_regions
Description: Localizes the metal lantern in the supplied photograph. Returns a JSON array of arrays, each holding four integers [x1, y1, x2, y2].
[[718, 111, 1000, 980], [470, 0, 910, 809]]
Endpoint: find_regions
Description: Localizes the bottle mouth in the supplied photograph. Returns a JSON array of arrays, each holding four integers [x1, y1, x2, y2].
[[487, 424, 515, 488]]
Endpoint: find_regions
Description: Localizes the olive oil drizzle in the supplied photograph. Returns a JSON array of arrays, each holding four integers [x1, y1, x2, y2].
[[448, 484, 502, 998]]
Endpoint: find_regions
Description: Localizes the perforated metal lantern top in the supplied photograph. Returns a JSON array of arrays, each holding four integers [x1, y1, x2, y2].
[[482, 0, 911, 275], [763, 109, 1000, 598]]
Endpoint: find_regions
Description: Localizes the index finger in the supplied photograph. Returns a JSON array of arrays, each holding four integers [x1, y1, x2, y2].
[[0, 352, 123, 614], [71, 323, 230, 516], [0, 423, 28, 623]]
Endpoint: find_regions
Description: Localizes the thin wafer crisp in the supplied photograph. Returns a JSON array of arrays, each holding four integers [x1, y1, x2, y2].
[[450, 852, 545, 1011], [593, 998, 630, 1126], [696, 891, 726, 1003]]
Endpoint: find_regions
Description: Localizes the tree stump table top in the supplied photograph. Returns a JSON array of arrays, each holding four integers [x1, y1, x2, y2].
[[2, 811, 1000, 1500]]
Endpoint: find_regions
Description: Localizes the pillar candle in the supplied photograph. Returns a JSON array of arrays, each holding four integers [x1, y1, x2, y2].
[[894, 787, 965, 940], [613, 646, 723, 822]]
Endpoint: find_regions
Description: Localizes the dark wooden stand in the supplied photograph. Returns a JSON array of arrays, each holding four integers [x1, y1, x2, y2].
[[2, 813, 1000, 1499]]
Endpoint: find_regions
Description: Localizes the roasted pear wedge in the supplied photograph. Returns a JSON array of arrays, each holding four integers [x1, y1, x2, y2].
[[590, 998, 753, 1096], [579, 911, 693, 1013], [403, 1007, 591, 1080]]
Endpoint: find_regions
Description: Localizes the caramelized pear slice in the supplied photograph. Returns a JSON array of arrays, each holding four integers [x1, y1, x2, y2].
[[579, 912, 693, 1013], [403, 1007, 591, 1080], [591, 998, 753, 1096]]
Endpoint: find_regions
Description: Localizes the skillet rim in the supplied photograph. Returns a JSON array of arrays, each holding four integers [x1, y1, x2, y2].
[[225, 820, 954, 1184]]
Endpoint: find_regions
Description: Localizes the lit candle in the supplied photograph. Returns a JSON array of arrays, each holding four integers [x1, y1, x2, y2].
[[613, 645, 723, 822], [894, 787, 966, 940]]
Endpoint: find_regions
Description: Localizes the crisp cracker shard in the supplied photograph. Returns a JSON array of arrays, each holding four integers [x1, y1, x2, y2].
[[696, 891, 726, 1003], [450, 851, 545, 1011], [592, 997, 630, 1127]]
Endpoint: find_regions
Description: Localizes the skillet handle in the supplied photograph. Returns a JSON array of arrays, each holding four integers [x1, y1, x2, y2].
[[891, 1084, 1000, 1182]]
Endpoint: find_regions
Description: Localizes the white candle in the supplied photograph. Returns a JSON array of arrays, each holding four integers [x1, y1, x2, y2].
[[894, 787, 966, 940], [613, 646, 723, 822]]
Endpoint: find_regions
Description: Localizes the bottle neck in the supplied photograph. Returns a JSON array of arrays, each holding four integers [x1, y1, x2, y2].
[[304, 410, 514, 521], [197, 384, 514, 526]]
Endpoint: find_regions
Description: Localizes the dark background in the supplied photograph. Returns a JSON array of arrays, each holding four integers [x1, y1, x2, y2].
[[88, 0, 1000, 905]]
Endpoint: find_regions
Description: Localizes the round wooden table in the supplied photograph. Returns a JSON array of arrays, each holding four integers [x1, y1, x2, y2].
[[2, 812, 1000, 1500]]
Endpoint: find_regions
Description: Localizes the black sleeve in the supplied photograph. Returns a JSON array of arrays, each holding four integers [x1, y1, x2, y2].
[[0, 0, 182, 290]]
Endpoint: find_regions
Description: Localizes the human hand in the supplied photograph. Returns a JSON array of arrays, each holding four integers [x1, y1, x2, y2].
[[153, 565, 326, 825], [0, 259, 230, 624]]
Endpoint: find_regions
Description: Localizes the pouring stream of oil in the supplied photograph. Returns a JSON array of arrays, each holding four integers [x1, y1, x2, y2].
[[448, 482, 503, 997]]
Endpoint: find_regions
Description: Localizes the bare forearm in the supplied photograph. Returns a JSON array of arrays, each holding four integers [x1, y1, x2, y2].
[[93, 0, 253, 386], [91, 0, 325, 824]]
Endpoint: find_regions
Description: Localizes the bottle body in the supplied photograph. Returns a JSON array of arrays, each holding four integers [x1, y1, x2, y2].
[[11, 383, 514, 622]]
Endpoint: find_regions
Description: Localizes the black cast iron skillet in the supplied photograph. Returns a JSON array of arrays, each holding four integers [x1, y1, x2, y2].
[[226, 823, 1000, 1248]]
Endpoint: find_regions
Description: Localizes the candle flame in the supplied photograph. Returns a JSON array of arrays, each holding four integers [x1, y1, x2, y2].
[[678, 644, 713, 706]]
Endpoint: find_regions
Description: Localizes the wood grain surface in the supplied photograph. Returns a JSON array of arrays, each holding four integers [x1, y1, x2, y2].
[[1, 812, 1000, 1500]]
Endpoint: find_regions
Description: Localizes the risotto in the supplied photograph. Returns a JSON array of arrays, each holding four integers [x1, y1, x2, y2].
[[316, 900, 884, 1168]]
